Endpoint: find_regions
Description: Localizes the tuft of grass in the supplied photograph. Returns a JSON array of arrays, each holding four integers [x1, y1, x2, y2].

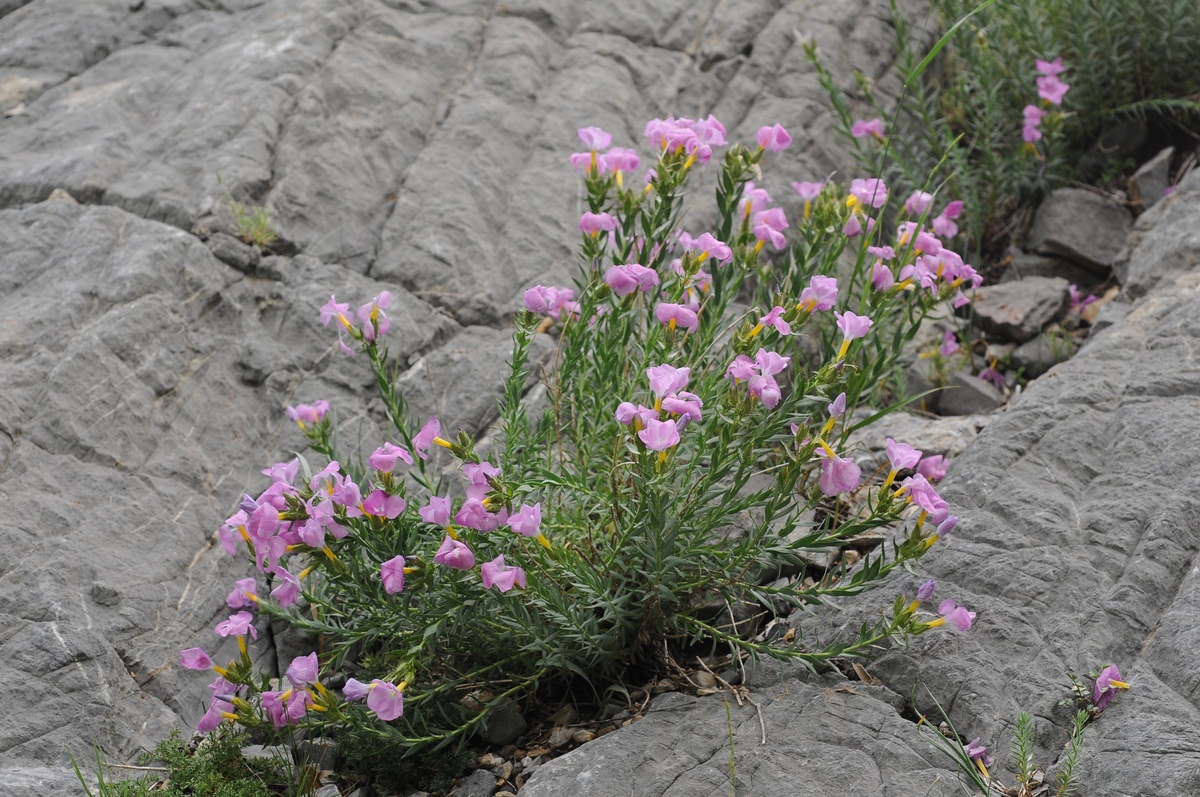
[[216, 173, 277, 248], [73, 730, 276, 797]]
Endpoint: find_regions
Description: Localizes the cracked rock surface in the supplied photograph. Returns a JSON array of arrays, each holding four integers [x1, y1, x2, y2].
[[29, 0, 1200, 795]]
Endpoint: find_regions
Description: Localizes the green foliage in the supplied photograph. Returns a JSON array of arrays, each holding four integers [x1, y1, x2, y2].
[[811, 0, 1200, 264], [335, 729, 474, 795], [230, 200, 277, 248], [1054, 709, 1090, 797], [216, 173, 277, 248], [73, 730, 275, 797]]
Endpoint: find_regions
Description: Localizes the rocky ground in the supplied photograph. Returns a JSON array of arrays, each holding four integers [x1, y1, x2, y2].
[[2, 1, 1199, 796]]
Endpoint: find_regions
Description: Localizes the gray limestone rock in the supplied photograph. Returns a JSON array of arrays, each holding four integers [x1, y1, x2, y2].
[[1027, 188, 1133, 273], [936, 370, 1005, 416], [520, 679, 958, 797], [1117, 167, 1200, 298], [451, 768, 500, 797], [1011, 332, 1077, 379], [998, 253, 1104, 292], [971, 276, 1071, 343], [1132, 146, 1173, 211], [802, 267, 1200, 795]]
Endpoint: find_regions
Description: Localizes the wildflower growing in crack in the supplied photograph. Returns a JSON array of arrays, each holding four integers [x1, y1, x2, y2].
[[579, 211, 617, 237], [1093, 664, 1131, 711], [481, 555, 527, 593], [656, 302, 699, 333], [851, 118, 886, 140], [604, 263, 659, 296], [755, 123, 792, 152], [356, 291, 391, 343], [434, 536, 475, 570]]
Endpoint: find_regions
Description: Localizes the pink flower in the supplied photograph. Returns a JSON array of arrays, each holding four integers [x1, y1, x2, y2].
[[792, 181, 824, 202], [827, 392, 847, 418], [343, 678, 371, 701], [455, 499, 501, 532], [904, 191, 934, 216], [755, 123, 792, 152], [871, 262, 895, 290], [965, 739, 992, 768], [578, 126, 612, 149], [319, 296, 352, 328], [270, 568, 302, 607], [413, 416, 443, 460], [601, 146, 640, 173], [939, 329, 960, 357], [850, 177, 888, 208], [638, 417, 681, 451], [434, 536, 475, 570], [916, 454, 948, 481], [419, 495, 452, 526], [798, 275, 838, 311], [661, 391, 703, 423], [366, 680, 405, 721], [739, 181, 771, 215], [180, 648, 214, 670], [842, 215, 863, 237], [604, 263, 659, 296], [380, 555, 408, 594], [1037, 74, 1070, 106], [759, 306, 791, 335], [886, 438, 922, 471], [646, 364, 690, 397], [1036, 57, 1065, 76], [524, 285, 559, 313], [656, 303, 699, 333], [898, 473, 949, 519], [936, 599, 975, 631], [835, 311, 873, 340], [481, 555, 527, 592], [580, 212, 618, 236], [689, 232, 733, 263], [916, 579, 937, 602], [286, 652, 319, 687], [978, 367, 1005, 390], [226, 578, 258, 609], [851, 118, 886, 140], [214, 611, 258, 639], [818, 449, 862, 496], [369, 442, 413, 472], [356, 291, 392, 343], [362, 489, 405, 520], [1093, 664, 1130, 711], [509, 503, 542, 537], [286, 401, 330, 426]]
